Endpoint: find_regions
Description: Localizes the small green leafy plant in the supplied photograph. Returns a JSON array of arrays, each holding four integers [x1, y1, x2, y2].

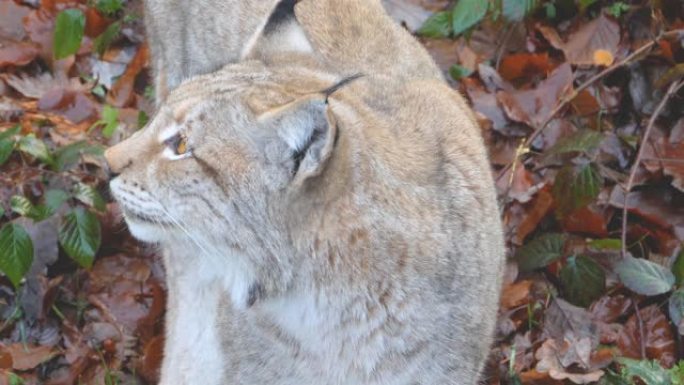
[[0, 126, 105, 288]]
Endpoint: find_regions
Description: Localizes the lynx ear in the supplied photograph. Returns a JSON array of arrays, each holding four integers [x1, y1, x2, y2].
[[243, 0, 313, 59], [259, 95, 337, 184]]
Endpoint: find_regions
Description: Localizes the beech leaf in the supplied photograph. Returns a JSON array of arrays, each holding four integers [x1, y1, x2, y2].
[[0, 223, 34, 288], [616, 255, 675, 296], [58, 207, 101, 268], [560, 255, 606, 308], [516, 233, 566, 272], [553, 163, 603, 218]]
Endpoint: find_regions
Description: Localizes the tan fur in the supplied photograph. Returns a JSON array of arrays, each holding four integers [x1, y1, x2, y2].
[[144, 0, 442, 103], [105, 55, 504, 384]]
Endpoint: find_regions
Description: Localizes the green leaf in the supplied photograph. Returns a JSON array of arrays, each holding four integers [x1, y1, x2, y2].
[[54, 140, 104, 171], [53, 9, 85, 60], [0, 125, 20, 141], [58, 207, 101, 268], [8, 372, 25, 385], [73, 183, 106, 212], [18, 134, 55, 167], [607, 2, 630, 18], [417, 11, 452, 38], [588, 238, 622, 250], [451, 0, 488, 36], [449, 64, 473, 80], [671, 362, 684, 385], [669, 289, 684, 331], [546, 130, 605, 157], [503, 0, 537, 22], [673, 249, 684, 286], [91, 105, 120, 138], [43, 189, 70, 217], [96, 0, 123, 15], [578, 0, 599, 12], [616, 255, 675, 296], [516, 233, 566, 272], [10, 195, 35, 217], [560, 255, 606, 307], [616, 358, 672, 385], [0, 223, 34, 288], [0, 138, 14, 166], [553, 163, 603, 217], [93, 21, 121, 56], [137, 110, 149, 129]]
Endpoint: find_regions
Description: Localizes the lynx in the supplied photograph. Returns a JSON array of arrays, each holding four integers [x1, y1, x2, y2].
[[106, 0, 505, 383], [105, 54, 504, 384]]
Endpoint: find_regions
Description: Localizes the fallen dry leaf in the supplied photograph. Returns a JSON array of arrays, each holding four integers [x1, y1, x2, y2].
[[497, 63, 574, 128], [538, 15, 620, 66], [616, 304, 676, 367], [2, 344, 55, 371]]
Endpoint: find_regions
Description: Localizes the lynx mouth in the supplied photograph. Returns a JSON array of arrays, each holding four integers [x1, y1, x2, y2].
[[121, 207, 170, 226]]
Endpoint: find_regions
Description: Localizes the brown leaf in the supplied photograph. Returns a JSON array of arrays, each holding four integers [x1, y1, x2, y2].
[[0, 0, 30, 41], [498, 165, 541, 204], [643, 118, 684, 192], [518, 369, 565, 385], [570, 90, 601, 116], [463, 78, 509, 133], [0, 40, 39, 68], [0, 351, 12, 370], [108, 43, 149, 108], [3, 72, 82, 100], [616, 304, 676, 367], [501, 279, 533, 310], [38, 89, 97, 124], [561, 204, 609, 238], [3, 344, 55, 371], [514, 187, 554, 244], [544, 298, 598, 343], [499, 52, 555, 81], [535, 339, 605, 384], [497, 63, 574, 128], [609, 187, 684, 244], [23, 9, 55, 61], [538, 15, 620, 66], [590, 295, 632, 323], [138, 335, 164, 384]]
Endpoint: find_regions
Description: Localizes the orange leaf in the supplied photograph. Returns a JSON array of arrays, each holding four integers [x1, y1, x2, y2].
[[499, 53, 555, 81]]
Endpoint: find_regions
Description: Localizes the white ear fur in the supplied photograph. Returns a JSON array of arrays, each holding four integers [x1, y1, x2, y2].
[[258, 96, 336, 182], [243, 2, 313, 59]]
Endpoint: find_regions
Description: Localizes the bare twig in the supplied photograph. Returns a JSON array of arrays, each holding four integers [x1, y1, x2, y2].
[[496, 28, 684, 184], [620, 79, 684, 257]]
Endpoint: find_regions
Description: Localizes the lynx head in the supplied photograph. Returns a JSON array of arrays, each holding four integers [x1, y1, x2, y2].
[[104, 63, 351, 254]]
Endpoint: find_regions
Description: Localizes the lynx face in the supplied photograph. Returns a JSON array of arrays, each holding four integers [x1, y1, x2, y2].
[[105, 64, 337, 249]]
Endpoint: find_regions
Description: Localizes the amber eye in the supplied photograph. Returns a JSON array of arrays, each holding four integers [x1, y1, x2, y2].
[[164, 134, 189, 156]]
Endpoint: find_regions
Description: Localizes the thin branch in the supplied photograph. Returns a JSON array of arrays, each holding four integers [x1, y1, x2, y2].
[[620, 79, 684, 257], [496, 28, 684, 183]]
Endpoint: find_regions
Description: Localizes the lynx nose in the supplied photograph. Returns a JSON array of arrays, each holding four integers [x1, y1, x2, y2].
[[103, 144, 130, 180], [103, 159, 119, 180]]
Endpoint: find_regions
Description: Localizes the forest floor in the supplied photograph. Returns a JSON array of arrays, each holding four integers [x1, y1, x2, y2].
[[0, 0, 683, 384]]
